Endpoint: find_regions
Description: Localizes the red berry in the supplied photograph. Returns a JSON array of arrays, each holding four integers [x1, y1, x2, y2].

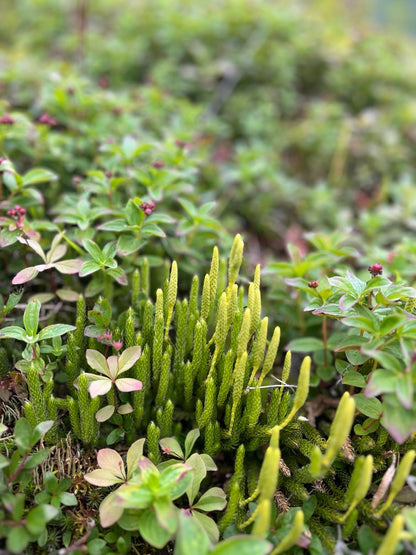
[[0, 114, 15, 124], [368, 263, 383, 277]]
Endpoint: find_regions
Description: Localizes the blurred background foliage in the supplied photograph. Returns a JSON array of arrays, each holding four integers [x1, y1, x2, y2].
[[1, 0, 416, 268]]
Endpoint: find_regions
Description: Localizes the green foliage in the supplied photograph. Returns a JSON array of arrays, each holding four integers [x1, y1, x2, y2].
[[1, 2, 416, 552]]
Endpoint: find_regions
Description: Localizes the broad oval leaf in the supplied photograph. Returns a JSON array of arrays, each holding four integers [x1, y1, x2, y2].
[[115, 378, 142, 392], [12, 266, 40, 284], [84, 468, 124, 487], [38, 324, 76, 341], [54, 259, 83, 274], [89, 379, 112, 398], [97, 448, 125, 477], [193, 487, 227, 512], [86, 349, 109, 376], [95, 404, 115, 422], [118, 346, 142, 374]]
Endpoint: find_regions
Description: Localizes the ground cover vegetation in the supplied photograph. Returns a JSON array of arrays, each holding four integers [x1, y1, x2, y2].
[[0, 0, 416, 553]]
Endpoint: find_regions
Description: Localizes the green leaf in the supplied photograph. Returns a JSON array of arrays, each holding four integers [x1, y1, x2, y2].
[[4, 289, 24, 315], [194, 487, 227, 512], [125, 199, 144, 227], [287, 337, 324, 352], [379, 314, 406, 336], [0, 325, 26, 341], [342, 369, 366, 388], [395, 373, 413, 409], [23, 299, 40, 337], [334, 335, 370, 351], [99, 219, 128, 232], [38, 324, 76, 341], [159, 437, 184, 459], [361, 349, 403, 373], [210, 536, 272, 555], [22, 168, 57, 186], [106, 266, 128, 285], [117, 485, 153, 509], [382, 394, 416, 443], [26, 504, 58, 535], [79, 260, 102, 277], [14, 418, 33, 451], [24, 448, 50, 469], [117, 234, 144, 256], [192, 511, 220, 544], [184, 429, 200, 459], [353, 394, 382, 419], [364, 370, 397, 397], [159, 464, 194, 500], [141, 222, 166, 238], [7, 526, 29, 554], [154, 497, 178, 534], [82, 239, 104, 263], [342, 316, 377, 334], [137, 508, 173, 549], [186, 453, 207, 505], [30, 420, 54, 445], [45, 471, 59, 493], [174, 512, 210, 555]]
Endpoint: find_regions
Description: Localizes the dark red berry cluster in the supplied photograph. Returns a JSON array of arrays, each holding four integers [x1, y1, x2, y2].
[[174, 139, 188, 148], [152, 160, 165, 169], [7, 205, 26, 217], [38, 113, 57, 126], [368, 263, 383, 277], [7, 205, 26, 229], [0, 114, 15, 124], [140, 201, 155, 216], [308, 280, 319, 288]]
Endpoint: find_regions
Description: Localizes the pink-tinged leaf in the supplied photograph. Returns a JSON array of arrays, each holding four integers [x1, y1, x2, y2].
[[118, 346, 142, 374], [12, 266, 39, 284], [48, 243, 66, 263], [107, 355, 119, 378], [86, 349, 109, 376], [97, 448, 125, 478], [26, 239, 46, 261], [127, 439, 146, 479], [118, 403, 134, 414], [34, 263, 53, 272], [95, 404, 115, 422], [84, 469, 124, 487], [73, 372, 103, 390], [54, 259, 84, 274], [99, 491, 124, 527], [116, 378, 142, 393], [89, 379, 112, 398]]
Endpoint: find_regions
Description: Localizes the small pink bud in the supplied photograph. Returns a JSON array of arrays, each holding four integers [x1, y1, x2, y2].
[[144, 208, 152, 215], [103, 331, 113, 341], [72, 175, 82, 185], [308, 280, 319, 289], [112, 340, 123, 351], [152, 160, 165, 169], [105, 171, 113, 178]]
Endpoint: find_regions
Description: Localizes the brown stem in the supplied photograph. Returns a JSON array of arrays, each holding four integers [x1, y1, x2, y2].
[[5, 451, 29, 486]]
